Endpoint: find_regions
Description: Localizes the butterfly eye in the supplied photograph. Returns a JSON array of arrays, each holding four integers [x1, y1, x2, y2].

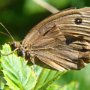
[[10, 42, 16, 50], [75, 18, 82, 24]]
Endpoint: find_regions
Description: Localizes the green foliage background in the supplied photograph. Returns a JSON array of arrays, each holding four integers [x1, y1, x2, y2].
[[0, 0, 90, 90]]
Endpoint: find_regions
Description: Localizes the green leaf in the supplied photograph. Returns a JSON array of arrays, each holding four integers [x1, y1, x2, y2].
[[46, 81, 78, 90], [34, 68, 66, 90], [0, 44, 67, 90], [0, 44, 37, 90], [61, 81, 79, 90]]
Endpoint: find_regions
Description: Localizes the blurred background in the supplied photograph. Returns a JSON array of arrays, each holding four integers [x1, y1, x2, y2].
[[0, 0, 90, 90]]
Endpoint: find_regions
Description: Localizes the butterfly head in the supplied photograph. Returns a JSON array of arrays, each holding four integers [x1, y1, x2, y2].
[[10, 41, 24, 56], [10, 41, 30, 60], [10, 41, 21, 50]]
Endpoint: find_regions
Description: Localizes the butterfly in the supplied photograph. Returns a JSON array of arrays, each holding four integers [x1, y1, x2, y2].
[[8, 7, 90, 71]]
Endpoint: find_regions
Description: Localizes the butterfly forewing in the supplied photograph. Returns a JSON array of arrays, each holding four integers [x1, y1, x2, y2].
[[14, 8, 90, 71]]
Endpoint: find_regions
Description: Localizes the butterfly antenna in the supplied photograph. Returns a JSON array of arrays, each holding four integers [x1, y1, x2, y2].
[[0, 31, 10, 37], [0, 22, 14, 41]]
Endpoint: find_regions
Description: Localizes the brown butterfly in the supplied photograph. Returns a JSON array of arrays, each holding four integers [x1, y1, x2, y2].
[[10, 7, 90, 71]]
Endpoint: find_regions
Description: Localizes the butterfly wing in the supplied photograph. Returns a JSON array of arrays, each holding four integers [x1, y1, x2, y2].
[[30, 27, 85, 71], [22, 8, 90, 70]]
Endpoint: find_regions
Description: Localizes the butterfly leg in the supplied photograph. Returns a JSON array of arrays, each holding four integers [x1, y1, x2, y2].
[[30, 54, 38, 74]]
